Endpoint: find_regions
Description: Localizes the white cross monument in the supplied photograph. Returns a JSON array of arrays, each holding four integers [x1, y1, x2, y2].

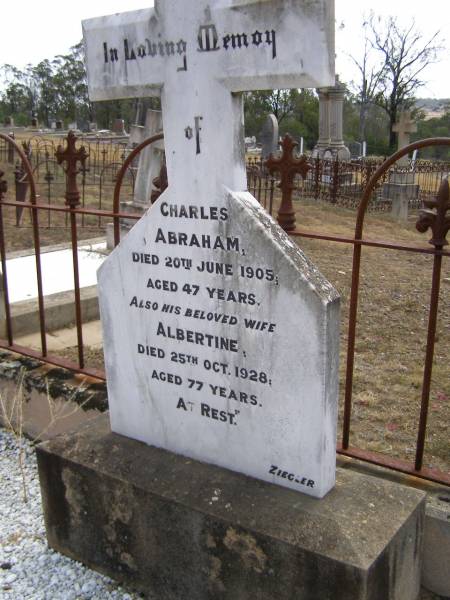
[[392, 110, 418, 167], [83, 0, 339, 498], [84, 0, 334, 199]]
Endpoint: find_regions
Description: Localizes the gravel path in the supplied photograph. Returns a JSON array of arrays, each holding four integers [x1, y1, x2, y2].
[[0, 426, 444, 600], [0, 428, 140, 600]]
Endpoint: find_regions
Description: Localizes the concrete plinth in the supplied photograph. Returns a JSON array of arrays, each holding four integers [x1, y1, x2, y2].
[[36, 415, 425, 600], [422, 493, 450, 597]]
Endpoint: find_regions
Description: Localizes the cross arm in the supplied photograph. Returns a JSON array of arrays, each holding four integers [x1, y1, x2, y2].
[[197, 0, 335, 92], [83, 8, 168, 101]]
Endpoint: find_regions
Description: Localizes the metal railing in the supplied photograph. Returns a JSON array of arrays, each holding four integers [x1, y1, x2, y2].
[[0, 131, 449, 488], [247, 150, 450, 212]]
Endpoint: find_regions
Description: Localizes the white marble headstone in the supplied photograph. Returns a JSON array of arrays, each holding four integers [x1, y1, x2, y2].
[[84, 0, 339, 498], [260, 113, 279, 159]]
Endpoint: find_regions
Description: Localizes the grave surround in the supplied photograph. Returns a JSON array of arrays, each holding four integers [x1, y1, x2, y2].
[[36, 414, 426, 600]]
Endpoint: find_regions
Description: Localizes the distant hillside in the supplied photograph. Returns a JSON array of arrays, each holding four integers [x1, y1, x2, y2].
[[415, 98, 449, 110], [415, 98, 449, 120]]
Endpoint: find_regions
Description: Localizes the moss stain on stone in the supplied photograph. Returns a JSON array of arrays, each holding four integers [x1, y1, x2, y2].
[[223, 527, 267, 573]]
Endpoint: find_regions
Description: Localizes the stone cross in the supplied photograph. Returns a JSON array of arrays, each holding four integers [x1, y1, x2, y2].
[[83, 0, 334, 202], [83, 1, 338, 499], [392, 110, 417, 153]]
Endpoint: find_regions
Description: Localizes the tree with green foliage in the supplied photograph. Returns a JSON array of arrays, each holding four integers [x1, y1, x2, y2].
[[244, 89, 297, 136], [0, 43, 140, 129], [244, 89, 318, 150], [414, 105, 450, 160]]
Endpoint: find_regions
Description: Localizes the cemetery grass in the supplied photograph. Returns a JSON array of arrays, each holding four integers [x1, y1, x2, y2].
[[7, 194, 450, 477]]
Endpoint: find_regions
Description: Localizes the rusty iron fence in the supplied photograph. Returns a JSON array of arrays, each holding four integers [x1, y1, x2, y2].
[[0, 131, 449, 489], [0, 134, 134, 230], [247, 149, 450, 213], [3, 133, 450, 226]]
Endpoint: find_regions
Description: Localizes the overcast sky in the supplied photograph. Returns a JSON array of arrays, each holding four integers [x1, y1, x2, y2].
[[1, 0, 449, 98]]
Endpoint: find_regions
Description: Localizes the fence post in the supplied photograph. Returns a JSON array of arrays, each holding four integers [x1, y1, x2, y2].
[[314, 156, 321, 200], [265, 134, 310, 232], [56, 132, 89, 368], [0, 171, 11, 343], [14, 144, 31, 227], [7, 133, 15, 164], [150, 159, 168, 204], [414, 177, 450, 471], [331, 158, 339, 204]]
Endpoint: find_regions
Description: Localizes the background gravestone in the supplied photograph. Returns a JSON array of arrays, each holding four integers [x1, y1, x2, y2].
[[133, 109, 164, 206], [260, 113, 279, 160], [312, 88, 331, 157], [349, 141, 362, 159], [106, 109, 165, 249], [381, 110, 419, 220], [327, 76, 350, 160], [112, 118, 127, 136], [313, 76, 350, 159]]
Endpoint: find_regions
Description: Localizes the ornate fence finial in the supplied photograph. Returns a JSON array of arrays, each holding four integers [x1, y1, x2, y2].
[[55, 131, 89, 208], [0, 170, 7, 199], [265, 133, 310, 231], [416, 177, 450, 247]]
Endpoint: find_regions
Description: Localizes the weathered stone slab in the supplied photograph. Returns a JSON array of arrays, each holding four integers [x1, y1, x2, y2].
[[85, 0, 338, 499], [98, 189, 340, 499], [36, 415, 426, 600], [422, 492, 450, 597]]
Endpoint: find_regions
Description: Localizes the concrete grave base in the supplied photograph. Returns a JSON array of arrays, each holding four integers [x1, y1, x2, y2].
[[36, 415, 425, 600], [1, 285, 99, 337], [422, 494, 450, 597]]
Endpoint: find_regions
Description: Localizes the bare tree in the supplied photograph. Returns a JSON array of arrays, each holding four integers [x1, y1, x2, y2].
[[348, 18, 385, 143], [350, 14, 443, 149]]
